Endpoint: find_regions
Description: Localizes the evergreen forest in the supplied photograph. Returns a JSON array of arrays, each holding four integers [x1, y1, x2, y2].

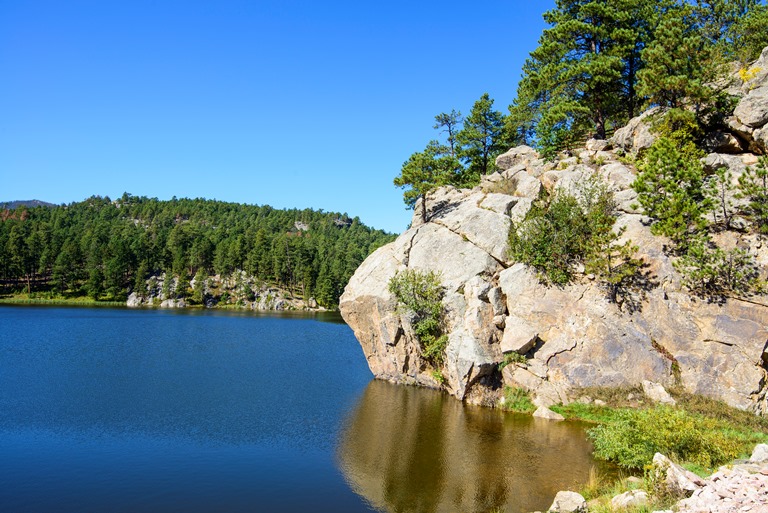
[[394, 0, 768, 209], [0, 194, 395, 307]]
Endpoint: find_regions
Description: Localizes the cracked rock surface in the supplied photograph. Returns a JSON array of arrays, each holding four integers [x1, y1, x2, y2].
[[341, 141, 768, 412]]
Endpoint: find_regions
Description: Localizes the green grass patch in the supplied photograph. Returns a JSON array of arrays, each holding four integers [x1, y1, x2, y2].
[[499, 386, 536, 414], [551, 402, 624, 424], [588, 405, 768, 470], [0, 292, 125, 307]]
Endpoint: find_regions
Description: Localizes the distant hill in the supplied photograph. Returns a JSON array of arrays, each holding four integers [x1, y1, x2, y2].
[[0, 194, 396, 308], [1, 200, 57, 210]]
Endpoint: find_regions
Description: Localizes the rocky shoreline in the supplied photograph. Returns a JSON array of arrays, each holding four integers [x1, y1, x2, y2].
[[545, 444, 768, 513], [126, 270, 325, 311]]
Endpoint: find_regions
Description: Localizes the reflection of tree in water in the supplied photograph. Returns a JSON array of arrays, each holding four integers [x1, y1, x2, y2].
[[337, 381, 614, 513]]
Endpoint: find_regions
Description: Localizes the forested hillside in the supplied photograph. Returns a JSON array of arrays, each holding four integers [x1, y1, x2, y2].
[[0, 194, 394, 307]]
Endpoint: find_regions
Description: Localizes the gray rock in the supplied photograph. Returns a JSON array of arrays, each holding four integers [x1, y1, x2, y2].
[[548, 491, 587, 513], [703, 131, 746, 154], [735, 85, 768, 128], [611, 490, 648, 509], [750, 443, 768, 463], [642, 380, 676, 405], [496, 145, 539, 171], [340, 133, 768, 412], [126, 292, 141, 307], [488, 287, 506, 316], [501, 315, 538, 354], [611, 108, 660, 153], [585, 138, 611, 152], [599, 163, 636, 191], [533, 406, 565, 421], [652, 453, 705, 499]]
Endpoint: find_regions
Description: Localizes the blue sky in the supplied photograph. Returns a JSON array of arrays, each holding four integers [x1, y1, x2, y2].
[[0, 0, 552, 233]]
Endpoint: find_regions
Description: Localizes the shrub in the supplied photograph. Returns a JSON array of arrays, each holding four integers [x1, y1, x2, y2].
[[388, 269, 448, 365], [498, 351, 527, 371], [509, 176, 647, 307], [588, 405, 750, 469], [674, 237, 763, 300], [737, 155, 768, 235]]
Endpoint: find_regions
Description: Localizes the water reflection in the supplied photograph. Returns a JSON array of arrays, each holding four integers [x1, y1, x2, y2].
[[338, 381, 613, 513]]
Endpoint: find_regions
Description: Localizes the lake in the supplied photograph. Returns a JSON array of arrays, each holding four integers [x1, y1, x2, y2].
[[0, 306, 610, 513]]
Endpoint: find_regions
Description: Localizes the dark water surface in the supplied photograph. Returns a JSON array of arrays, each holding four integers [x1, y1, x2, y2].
[[0, 306, 609, 513]]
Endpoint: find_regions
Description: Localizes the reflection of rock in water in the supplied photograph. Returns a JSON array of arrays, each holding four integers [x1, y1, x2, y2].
[[337, 381, 614, 513]]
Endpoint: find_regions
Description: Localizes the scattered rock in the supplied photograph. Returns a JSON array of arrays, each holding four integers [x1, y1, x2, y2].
[[547, 491, 587, 513]]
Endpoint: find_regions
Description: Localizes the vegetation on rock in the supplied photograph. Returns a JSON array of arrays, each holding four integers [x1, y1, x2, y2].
[[509, 176, 646, 307], [387, 269, 448, 366], [393, 94, 510, 215], [633, 138, 765, 300]]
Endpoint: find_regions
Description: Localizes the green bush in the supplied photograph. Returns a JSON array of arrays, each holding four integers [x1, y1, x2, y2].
[[388, 269, 448, 365], [674, 237, 763, 300], [588, 405, 751, 469], [509, 176, 645, 306], [498, 351, 527, 371], [509, 177, 616, 285]]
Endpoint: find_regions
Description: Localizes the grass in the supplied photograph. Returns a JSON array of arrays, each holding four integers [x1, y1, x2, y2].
[[547, 386, 768, 512], [0, 291, 126, 307], [499, 386, 536, 414]]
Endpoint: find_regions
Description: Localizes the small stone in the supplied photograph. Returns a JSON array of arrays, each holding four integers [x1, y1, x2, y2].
[[594, 399, 607, 407], [547, 491, 587, 513], [642, 380, 676, 405]]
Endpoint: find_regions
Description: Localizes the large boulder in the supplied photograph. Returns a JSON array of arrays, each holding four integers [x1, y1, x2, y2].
[[342, 104, 768, 411], [611, 107, 660, 153], [548, 491, 587, 513]]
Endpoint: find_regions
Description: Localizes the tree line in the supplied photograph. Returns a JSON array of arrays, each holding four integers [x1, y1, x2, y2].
[[0, 194, 395, 307], [395, 0, 768, 211]]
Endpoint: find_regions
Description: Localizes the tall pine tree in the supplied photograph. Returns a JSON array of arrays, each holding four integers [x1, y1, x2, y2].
[[510, 0, 657, 156]]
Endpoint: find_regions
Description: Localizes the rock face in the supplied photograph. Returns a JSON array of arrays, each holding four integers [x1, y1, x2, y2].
[[340, 52, 768, 412]]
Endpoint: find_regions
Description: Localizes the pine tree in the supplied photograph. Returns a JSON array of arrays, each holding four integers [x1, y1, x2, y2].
[[633, 137, 710, 247], [510, 0, 655, 157], [393, 140, 459, 223], [433, 110, 462, 158], [456, 93, 506, 182], [636, 7, 712, 110]]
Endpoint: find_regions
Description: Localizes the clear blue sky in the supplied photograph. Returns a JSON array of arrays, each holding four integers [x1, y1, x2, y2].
[[0, 0, 553, 234]]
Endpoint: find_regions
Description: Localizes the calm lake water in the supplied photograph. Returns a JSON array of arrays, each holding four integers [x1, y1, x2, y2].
[[0, 306, 610, 513]]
